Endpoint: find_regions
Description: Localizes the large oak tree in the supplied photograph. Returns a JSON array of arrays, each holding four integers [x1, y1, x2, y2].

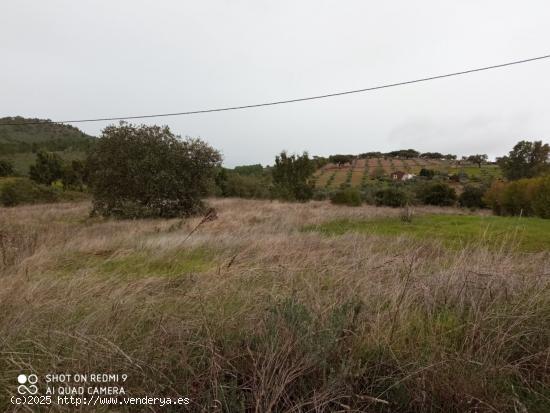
[[87, 123, 221, 218]]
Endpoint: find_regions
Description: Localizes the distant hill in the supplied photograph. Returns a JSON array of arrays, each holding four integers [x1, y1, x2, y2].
[[0, 116, 95, 154], [0, 117, 95, 175]]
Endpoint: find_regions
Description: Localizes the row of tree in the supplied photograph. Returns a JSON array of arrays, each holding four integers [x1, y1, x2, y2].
[[325, 151, 488, 167], [3, 122, 549, 218]]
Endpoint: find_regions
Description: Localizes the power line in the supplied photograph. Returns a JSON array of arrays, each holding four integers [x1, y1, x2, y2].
[[2, 53, 550, 126]]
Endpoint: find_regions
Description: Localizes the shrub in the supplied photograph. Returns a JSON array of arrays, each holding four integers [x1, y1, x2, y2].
[[501, 180, 535, 216], [483, 181, 506, 215], [61, 160, 87, 191], [312, 189, 330, 201], [418, 182, 457, 206], [485, 177, 550, 218], [374, 187, 410, 207], [217, 171, 271, 199], [484, 179, 533, 216], [272, 151, 315, 202], [0, 178, 59, 206], [29, 151, 64, 185], [459, 185, 486, 209], [360, 180, 387, 204], [0, 159, 14, 177], [330, 188, 362, 206], [419, 168, 435, 179], [532, 177, 550, 218], [87, 123, 221, 218]]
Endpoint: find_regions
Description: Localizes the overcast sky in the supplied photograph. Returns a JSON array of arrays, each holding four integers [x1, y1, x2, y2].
[[2, 1, 549, 166]]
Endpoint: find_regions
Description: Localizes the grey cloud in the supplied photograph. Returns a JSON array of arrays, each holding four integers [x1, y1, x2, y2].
[[1, 1, 549, 166]]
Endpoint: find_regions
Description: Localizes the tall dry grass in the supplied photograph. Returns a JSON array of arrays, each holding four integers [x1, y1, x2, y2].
[[0, 199, 549, 412]]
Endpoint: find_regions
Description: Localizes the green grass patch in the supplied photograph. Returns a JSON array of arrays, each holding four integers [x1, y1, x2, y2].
[[306, 214, 550, 252], [448, 165, 502, 178], [53, 247, 216, 278]]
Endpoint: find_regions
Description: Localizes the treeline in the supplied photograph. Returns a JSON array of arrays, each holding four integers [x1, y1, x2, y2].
[[1, 122, 549, 220], [214, 165, 272, 199], [0, 152, 87, 185], [0, 151, 89, 206], [321, 151, 489, 167], [214, 155, 330, 200], [358, 149, 457, 160], [328, 181, 463, 208]]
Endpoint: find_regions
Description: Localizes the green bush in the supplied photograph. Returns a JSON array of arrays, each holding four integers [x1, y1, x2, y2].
[[459, 185, 486, 209], [374, 187, 410, 207], [272, 151, 315, 202], [502, 181, 533, 216], [222, 172, 271, 199], [485, 177, 550, 218], [61, 159, 87, 190], [29, 151, 64, 185], [532, 177, 550, 218], [330, 188, 362, 206], [312, 189, 330, 201], [484, 180, 532, 216], [419, 168, 435, 179], [359, 180, 386, 204], [0, 178, 59, 206], [418, 182, 457, 206], [87, 123, 221, 219], [215, 166, 272, 199], [0, 159, 14, 177]]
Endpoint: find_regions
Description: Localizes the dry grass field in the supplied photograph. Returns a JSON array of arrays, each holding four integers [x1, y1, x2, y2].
[[1, 199, 549, 412]]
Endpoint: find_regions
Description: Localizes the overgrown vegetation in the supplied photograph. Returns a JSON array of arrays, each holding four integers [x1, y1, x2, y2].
[[374, 186, 411, 207], [416, 182, 457, 206], [459, 185, 487, 209], [330, 187, 362, 206], [0, 178, 58, 206], [29, 150, 64, 185], [484, 176, 550, 218], [2, 122, 550, 410], [1, 200, 549, 412], [0, 177, 86, 206], [215, 166, 272, 199]]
